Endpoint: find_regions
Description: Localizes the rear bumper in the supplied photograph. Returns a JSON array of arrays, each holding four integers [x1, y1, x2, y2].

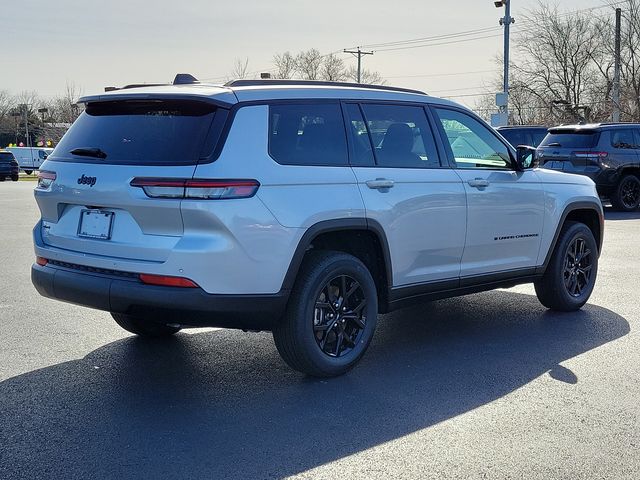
[[0, 167, 18, 177], [31, 263, 288, 331]]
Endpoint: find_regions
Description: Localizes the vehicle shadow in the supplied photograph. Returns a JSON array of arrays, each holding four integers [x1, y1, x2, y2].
[[0, 291, 629, 479]]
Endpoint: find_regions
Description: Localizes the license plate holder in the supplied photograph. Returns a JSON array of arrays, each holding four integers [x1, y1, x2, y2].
[[77, 210, 114, 240]]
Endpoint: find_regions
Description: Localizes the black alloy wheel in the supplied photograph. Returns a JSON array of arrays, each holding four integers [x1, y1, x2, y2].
[[620, 176, 640, 210], [272, 250, 378, 377], [313, 274, 367, 358], [563, 236, 594, 298]]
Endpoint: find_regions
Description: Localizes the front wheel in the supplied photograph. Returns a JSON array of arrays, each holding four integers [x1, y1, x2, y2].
[[611, 174, 640, 211], [273, 251, 378, 377], [24, 170, 32, 175], [11, 175, 18, 182], [534, 221, 598, 311], [111, 312, 181, 337]]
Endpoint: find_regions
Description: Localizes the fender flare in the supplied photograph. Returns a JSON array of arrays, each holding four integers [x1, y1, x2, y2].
[[280, 218, 393, 292], [537, 200, 604, 274]]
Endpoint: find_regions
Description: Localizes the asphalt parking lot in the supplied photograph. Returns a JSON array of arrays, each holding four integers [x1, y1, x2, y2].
[[1, 181, 639, 479]]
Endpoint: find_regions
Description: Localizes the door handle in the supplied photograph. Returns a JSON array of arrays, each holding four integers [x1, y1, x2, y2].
[[467, 178, 490, 188], [366, 178, 395, 190]]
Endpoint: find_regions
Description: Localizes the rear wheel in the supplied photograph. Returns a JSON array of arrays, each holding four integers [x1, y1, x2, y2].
[[611, 174, 640, 211], [111, 312, 181, 337], [24, 170, 32, 175], [534, 221, 598, 311], [273, 251, 378, 377], [11, 175, 18, 182]]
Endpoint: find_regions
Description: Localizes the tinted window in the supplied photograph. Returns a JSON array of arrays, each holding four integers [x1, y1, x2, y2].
[[499, 129, 527, 147], [530, 130, 547, 147], [610, 129, 637, 149], [344, 104, 375, 166], [434, 108, 511, 170], [53, 100, 217, 165], [0, 152, 14, 161], [539, 131, 600, 149], [269, 103, 348, 166], [360, 104, 440, 168]]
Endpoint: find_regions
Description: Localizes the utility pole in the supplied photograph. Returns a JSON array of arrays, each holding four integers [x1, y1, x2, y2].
[[20, 104, 30, 148], [613, 7, 622, 123], [492, 1, 514, 126], [343, 47, 374, 83]]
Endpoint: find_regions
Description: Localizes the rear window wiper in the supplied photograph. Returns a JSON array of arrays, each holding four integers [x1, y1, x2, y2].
[[70, 147, 107, 159]]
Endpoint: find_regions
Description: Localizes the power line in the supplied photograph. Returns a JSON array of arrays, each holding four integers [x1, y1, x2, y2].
[[357, 26, 499, 49], [385, 69, 496, 79]]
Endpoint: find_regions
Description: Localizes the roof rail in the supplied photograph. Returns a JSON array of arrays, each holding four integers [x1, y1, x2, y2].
[[224, 79, 426, 95]]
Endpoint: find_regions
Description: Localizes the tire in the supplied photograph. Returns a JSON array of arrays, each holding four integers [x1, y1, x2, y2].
[[273, 251, 378, 377], [11, 175, 18, 182], [534, 221, 598, 312], [611, 174, 640, 211], [24, 170, 32, 175], [111, 312, 181, 337]]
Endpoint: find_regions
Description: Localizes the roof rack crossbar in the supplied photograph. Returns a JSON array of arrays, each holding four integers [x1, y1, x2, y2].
[[224, 79, 426, 95]]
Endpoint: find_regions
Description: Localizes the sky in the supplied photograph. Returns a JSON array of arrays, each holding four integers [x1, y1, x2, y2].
[[4, 0, 616, 109]]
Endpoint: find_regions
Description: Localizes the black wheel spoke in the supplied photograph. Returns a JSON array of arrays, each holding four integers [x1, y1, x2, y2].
[[564, 235, 594, 298], [345, 281, 360, 302], [313, 274, 367, 358]]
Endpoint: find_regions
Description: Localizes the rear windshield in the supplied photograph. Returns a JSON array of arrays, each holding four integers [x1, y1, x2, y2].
[[0, 152, 14, 160], [539, 131, 600, 149], [51, 100, 218, 165]]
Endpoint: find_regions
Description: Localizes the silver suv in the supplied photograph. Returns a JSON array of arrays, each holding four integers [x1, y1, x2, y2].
[[32, 76, 604, 377]]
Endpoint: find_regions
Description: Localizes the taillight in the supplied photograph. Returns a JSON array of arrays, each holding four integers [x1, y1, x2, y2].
[[37, 170, 56, 189], [139, 273, 198, 288], [36, 257, 48, 266], [130, 178, 260, 199]]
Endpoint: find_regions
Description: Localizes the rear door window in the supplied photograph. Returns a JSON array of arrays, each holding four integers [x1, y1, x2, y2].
[[610, 129, 637, 149], [51, 100, 219, 165], [269, 103, 348, 166], [539, 131, 600, 149], [360, 104, 441, 168]]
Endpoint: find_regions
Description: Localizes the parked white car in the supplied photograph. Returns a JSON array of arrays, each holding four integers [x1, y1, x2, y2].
[[31, 76, 604, 377]]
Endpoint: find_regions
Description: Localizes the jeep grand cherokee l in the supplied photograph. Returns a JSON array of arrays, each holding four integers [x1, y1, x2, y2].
[[31, 76, 604, 377]]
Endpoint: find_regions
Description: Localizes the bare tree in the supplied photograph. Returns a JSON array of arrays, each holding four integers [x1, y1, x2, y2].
[[231, 57, 250, 80], [320, 53, 347, 81], [295, 49, 324, 80], [273, 51, 296, 79], [52, 81, 84, 124], [514, 2, 604, 122], [346, 66, 385, 85]]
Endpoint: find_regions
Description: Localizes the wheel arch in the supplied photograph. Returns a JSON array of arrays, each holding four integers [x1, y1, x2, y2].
[[539, 201, 604, 274], [281, 218, 393, 312]]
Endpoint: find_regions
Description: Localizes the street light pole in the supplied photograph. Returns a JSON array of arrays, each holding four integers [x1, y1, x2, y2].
[[495, 0, 514, 125], [38, 107, 48, 146]]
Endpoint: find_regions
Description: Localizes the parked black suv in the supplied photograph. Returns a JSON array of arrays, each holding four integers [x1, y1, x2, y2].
[[497, 125, 549, 148], [537, 124, 640, 211], [0, 151, 19, 182]]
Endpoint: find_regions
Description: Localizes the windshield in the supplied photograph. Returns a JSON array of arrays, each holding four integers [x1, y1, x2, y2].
[[51, 100, 218, 165]]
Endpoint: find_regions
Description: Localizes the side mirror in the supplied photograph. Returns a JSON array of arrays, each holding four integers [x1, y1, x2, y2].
[[515, 145, 538, 171]]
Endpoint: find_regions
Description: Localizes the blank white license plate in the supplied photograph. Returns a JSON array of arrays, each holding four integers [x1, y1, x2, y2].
[[77, 210, 114, 240]]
